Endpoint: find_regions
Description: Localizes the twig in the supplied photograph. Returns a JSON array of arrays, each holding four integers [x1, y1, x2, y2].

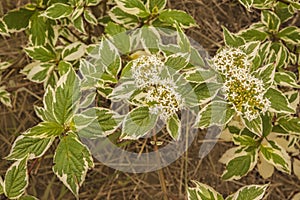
[[153, 133, 168, 200]]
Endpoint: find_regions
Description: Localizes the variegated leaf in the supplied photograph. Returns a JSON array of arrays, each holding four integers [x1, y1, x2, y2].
[[194, 101, 235, 129], [187, 180, 224, 200], [53, 133, 94, 196], [4, 157, 28, 199], [122, 106, 158, 140], [220, 147, 258, 180], [226, 184, 268, 200], [6, 135, 54, 160], [260, 141, 291, 174], [166, 114, 181, 141], [0, 86, 12, 107]]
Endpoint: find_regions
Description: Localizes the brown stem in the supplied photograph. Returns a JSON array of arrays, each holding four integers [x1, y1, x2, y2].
[[153, 133, 168, 200]]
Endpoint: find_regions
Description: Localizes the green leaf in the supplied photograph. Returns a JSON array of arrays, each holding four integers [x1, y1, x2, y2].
[[277, 26, 300, 46], [238, 28, 268, 42], [253, 63, 275, 88], [25, 121, 64, 138], [194, 101, 235, 128], [71, 5, 84, 20], [185, 69, 216, 84], [122, 106, 158, 140], [278, 117, 300, 135], [291, 1, 300, 9], [39, 86, 57, 122], [0, 86, 12, 107], [21, 62, 55, 83], [264, 88, 294, 114], [261, 10, 281, 32], [252, 0, 275, 9], [190, 47, 205, 67], [274, 71, 300, 88], [262, 112, 272, 137], [83, 10, 98, 25], [105, 22, 131, 54], [19, 195, 39, 200], [238, 0, 254, 11], [166, 114, 180, 141], [257, 41, 271, 69], [109, 81, 137, 101], [159, 9, 197, 28], [43, 3, 73, 20], [53, 133, 94, 196], [275, 2, 294, 23], [165, 53, 189, 71], [69, 5, 85, 21], [233, 135, 258, 147], [260, 142, 291, 173], [176, 23, 191, 52], [52, 68, 80, 125], [73, 16, 85, 33], [105, 21, 126, 36], [78, 59, 99, 89], [29, 12, 48, 45], [115, 0, 149, 18], [222, 26, 245, 47], [147, 0, 166, 13], [75, 107, 122, 138], [268, 42, 289, 69], [285, 90, 299, 110], [98, 39, 122, 78], [4, 157, 28, 199], [193, 82, 222, 105], [25, 46, 56, 62], [187, 181, 224, 200], [140, 26, 161, 53], [6, 135, 54, 160], [62, 42, 86, 61], [229, 184, 268, 200], [3, 8, 35, 32], [221, 148, 257, 180], [242, 41, 261, 61], [58, 61, 72, 76], [241, 115, 263, 137], [0, 19, 9, 36], [108, 6, 139, 28]]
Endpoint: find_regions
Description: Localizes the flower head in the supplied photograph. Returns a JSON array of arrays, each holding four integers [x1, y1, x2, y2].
[[212, 47, 270, 121], [130, 54, 183, 120], [145, 79, 182, 121], [223, 71, 270, 121], [211, 47, 250, 75], [131, 55, 164, 88]]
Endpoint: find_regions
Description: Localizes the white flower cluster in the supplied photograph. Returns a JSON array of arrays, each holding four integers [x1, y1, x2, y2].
[[145, 79, 182, 120], [211, 47, 251, 74], [212, 48, 270, 121], [131, 55, 182, 120], [131, 55, 164, 88]]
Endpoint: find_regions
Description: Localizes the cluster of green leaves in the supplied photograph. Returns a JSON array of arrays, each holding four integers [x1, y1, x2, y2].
[[188, 181, 269, 200], [235, 0, 300, 71], [78, 24, 213, 141], [186, 1, 300, 199], [0, 0, 299, 199], [192, 0, 300, 189], [0, 0, 206, 199], [185, 0, 300, 199]]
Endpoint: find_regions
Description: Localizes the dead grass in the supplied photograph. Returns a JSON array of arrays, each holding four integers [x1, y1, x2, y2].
[[0, 0, 300, 200]]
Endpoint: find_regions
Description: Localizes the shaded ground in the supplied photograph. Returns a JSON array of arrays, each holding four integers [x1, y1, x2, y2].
[[1, 0, 300, 199]]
